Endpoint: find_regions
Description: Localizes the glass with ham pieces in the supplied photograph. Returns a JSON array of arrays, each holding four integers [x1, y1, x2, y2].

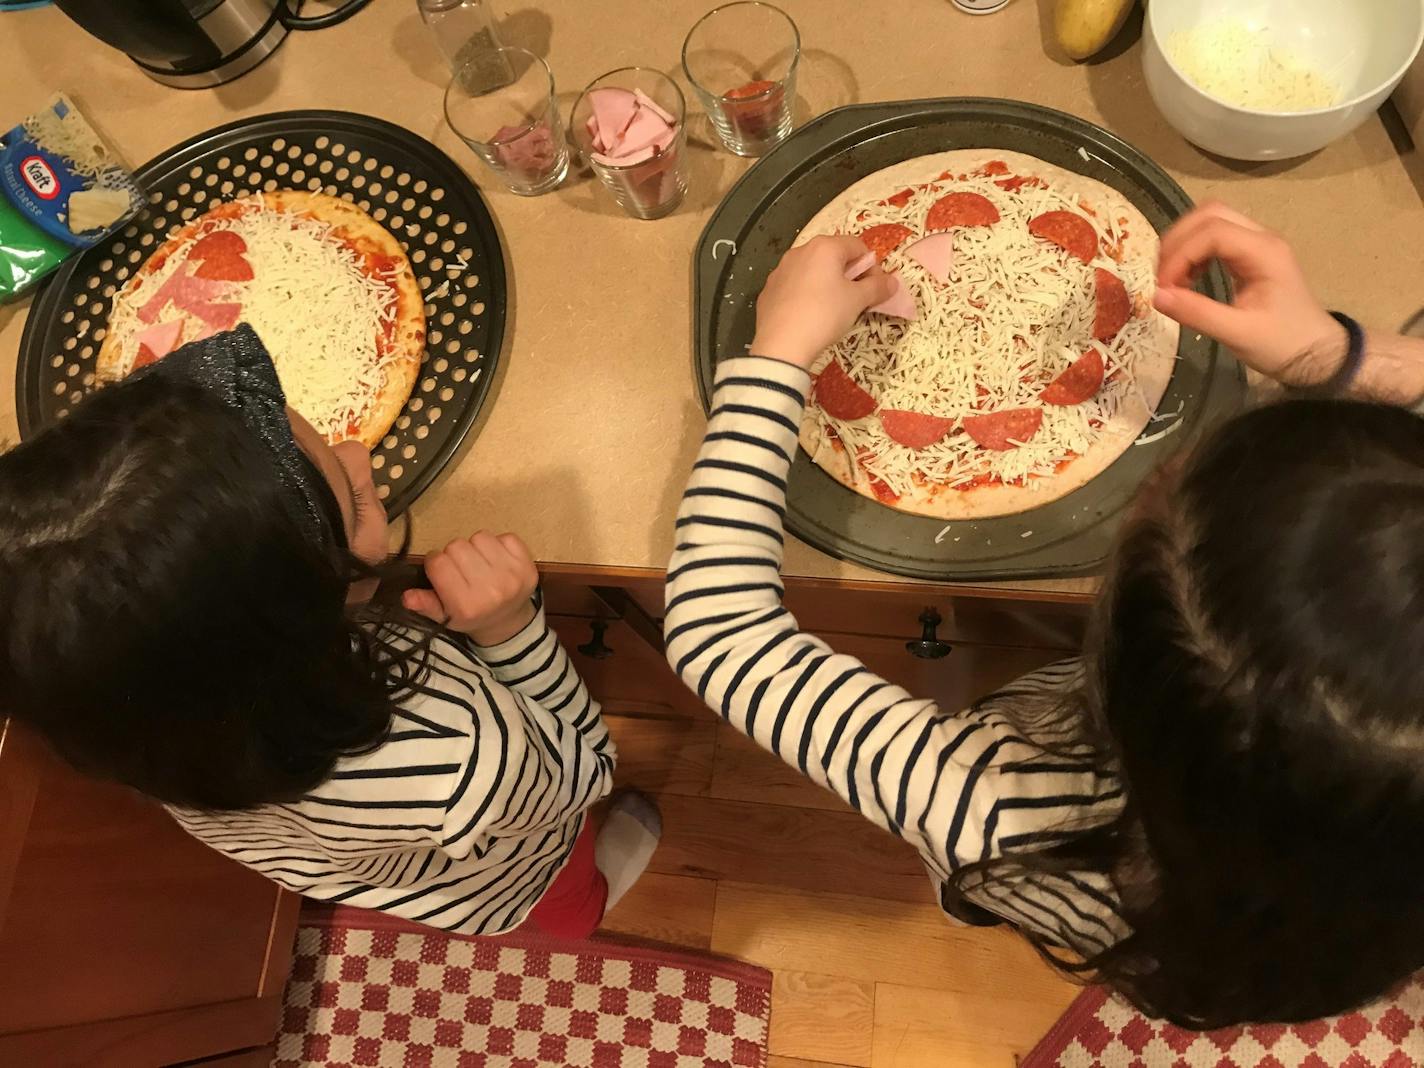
[[444, 46, 570, 196], [571, 68, 690, 221], [682, 1, 800, 156]]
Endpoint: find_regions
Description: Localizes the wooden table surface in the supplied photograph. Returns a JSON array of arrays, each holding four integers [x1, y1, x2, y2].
[[2, 0, 1422, 597]]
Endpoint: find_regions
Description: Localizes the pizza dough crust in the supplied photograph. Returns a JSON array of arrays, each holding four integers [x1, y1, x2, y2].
[[794, 149, 1179, 520], [98, 191, 424, 450]]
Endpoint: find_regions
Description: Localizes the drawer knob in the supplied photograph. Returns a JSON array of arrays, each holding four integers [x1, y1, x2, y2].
[[578, 620, 614, 659], [906, 608, 952, 660]]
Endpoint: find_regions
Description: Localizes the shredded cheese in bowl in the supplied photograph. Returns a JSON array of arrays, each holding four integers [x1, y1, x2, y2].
[[1168, 20, 1342, 112]]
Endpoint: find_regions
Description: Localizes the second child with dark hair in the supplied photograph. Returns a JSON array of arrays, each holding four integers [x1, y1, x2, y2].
[[666, 203, 1424, 1028]]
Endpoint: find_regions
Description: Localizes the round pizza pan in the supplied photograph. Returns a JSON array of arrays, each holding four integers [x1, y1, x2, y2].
[[17, 109, 507, 519], [693, 97, 1246, 582]]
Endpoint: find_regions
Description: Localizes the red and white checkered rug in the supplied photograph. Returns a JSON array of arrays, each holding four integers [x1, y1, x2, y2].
[[275, 904, 772, 1068], [1022, 976, 1424, 1067]]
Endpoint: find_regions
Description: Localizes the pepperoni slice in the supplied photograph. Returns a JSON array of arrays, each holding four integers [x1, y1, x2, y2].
[[1028, 211, 1098, 264], [858, 223, 914, 262], [926, 192, 1000, 231], [193, 250, 254, 282], [189, 231, 247, 258], [134, 343, 160, 369], [726, 78, 778, 100], [885, 188, 916, 209], [723, 79, 784, 137], [880, 409, 955, 449], [1041, 349, 1105, 406], [813, 361, 877, 420], [1093, 268, 1130, 342], [961, 407, 1043, 450], [188, 229, 254, 281]]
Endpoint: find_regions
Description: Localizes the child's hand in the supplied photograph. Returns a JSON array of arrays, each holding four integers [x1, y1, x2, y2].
[[403, 531, 539, 646], [750, 235, 897, 369]]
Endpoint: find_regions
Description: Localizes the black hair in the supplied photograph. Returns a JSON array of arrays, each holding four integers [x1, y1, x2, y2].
[[0, 372, 434, 809], [952, 399, 1424, 1028]]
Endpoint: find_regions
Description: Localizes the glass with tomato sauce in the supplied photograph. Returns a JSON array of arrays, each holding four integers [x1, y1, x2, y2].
[[682, 1, 800, 156], [444, 46, 570, 196]]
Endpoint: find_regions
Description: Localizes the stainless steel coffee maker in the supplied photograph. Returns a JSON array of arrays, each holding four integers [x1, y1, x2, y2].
[[54, 0, 373, 89]]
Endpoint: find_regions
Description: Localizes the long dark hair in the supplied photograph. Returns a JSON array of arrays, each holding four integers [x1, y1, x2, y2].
[[953, 399, 1424, 1028], [0, 372, 434, 809]]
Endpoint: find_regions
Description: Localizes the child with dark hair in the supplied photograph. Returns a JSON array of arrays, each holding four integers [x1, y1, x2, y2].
[[666, 202, 1424, 1028], [0, 327, 659, 940]]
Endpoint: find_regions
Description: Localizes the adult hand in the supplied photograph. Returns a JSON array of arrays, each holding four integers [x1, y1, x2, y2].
[[1154, 202, 1347, 388], [750, 235, 897, 369], [404, 531, 539, 646]]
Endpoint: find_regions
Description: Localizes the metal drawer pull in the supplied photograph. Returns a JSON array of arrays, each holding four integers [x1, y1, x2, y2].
[[578, 620, 614, 659], [905, 608, 953, 660]]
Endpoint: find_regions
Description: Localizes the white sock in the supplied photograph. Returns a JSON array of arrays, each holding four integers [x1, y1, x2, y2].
[[595, 791, 662, 911]]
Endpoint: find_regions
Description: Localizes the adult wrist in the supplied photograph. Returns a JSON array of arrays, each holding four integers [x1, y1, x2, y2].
[[1293, 313, 1361, 396]]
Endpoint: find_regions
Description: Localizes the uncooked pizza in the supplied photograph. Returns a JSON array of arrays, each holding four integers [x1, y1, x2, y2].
[[97, 191, 424, 449], [795, 150, 1178, 520]]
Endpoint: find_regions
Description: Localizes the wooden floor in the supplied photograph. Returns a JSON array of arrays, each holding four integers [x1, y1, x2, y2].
[[588, 664, 1083, 1068]]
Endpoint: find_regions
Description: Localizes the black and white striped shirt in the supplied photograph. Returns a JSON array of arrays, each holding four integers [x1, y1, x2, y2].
[[665, 357, 1128, 954], [168, 610, 614, 935]]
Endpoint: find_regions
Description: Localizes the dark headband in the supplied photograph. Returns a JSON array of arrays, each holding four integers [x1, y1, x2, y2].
[[134, 324, 338, 549]]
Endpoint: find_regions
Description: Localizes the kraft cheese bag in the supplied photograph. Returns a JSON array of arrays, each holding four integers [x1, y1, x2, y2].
[[0, 95, 143, 300]]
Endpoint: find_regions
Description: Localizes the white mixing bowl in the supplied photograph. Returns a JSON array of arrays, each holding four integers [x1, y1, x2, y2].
[[1142, 0, 1424, 161]]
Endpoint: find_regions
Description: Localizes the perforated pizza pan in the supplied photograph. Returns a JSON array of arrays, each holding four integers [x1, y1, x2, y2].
[[17, 110, 507, 519], [693, 98, 1246, 582]]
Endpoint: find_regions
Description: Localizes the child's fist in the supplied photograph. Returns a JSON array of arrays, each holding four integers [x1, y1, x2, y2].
[[750, 235, 897, 369], [404, 531, 539, 646]]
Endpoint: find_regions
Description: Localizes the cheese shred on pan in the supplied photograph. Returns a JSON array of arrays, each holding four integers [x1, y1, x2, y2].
[[816, 170, 1156, 498], [110, 203, 399, 441]]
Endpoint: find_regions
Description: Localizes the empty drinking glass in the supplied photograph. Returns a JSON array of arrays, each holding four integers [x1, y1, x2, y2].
[[444, 46, 569, 196], [682, 1, 800, 156], [571, 68, 689, 220]]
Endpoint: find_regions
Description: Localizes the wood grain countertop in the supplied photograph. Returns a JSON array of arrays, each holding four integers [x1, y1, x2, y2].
[[2, 0, 1421, 599]]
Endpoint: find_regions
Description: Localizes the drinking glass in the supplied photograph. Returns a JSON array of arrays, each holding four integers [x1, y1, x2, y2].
[[682, 1, 800, 156], [444, 46, 569, 196], [571, 67, 689, 221]]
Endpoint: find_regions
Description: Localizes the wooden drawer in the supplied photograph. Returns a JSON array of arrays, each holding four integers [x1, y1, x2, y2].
[[0, 721, 297, 1066], [782, 578, 1088, 651], [541, 568, 664, 620], [542, 566, 1088, 652]]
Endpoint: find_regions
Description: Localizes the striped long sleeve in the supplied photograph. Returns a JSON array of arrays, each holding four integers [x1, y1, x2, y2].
[[665, 357, 1126, 948], [168, 610, 614, 936]]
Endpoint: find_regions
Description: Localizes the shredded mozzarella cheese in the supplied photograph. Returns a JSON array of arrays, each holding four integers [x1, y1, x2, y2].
[[109, 201, 402, 441], [815, 167, 1156, 498], [1168, 21, 1341, 111]]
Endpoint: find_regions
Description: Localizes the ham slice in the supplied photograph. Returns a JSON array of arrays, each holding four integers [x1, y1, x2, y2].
[[843, 250, 877, 281], [868, 272, 917, 320], [585, 87, 677, 166], [633, 88, 676, 126], [905, 232, 954, 283], [588, 88, 639, 151], [592, 144, 658, 167], [134, 319, 184, 361], [137, 269, 227, 324], [617, 107, 674, 155], [190, 301, 242, 334]]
